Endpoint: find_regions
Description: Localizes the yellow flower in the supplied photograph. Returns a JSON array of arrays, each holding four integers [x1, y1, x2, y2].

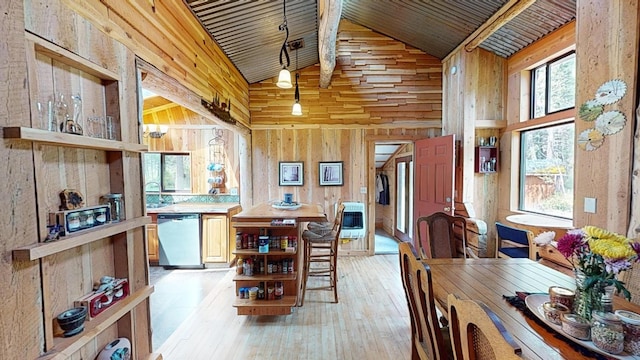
[[584, 225, 615, 241], [589, 234, 635, 260]]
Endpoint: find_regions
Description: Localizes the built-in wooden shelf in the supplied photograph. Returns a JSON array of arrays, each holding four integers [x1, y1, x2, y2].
[[38, 286, 154, 360], [233, 295, 297, 315], [233, 273, 297, 282], [232, 249, 297, 256], [13, 217, 152, 261], [2, 127, 147, 153]]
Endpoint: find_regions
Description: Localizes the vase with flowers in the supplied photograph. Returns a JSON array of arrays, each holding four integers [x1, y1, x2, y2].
[[555, 226, 640, 321]]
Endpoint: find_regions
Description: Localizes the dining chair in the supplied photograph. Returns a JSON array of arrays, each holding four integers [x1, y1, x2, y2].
[[495, 222, 536, 260], [447, 293, 522, 360], [416, 212, 476, 259], [300, 203, 345, 305], [399, 241, 453, 360]]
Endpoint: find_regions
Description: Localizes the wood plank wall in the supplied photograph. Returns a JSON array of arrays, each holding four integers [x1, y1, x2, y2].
[[62, 0, 251, 128], [0, 1, 151, 358], [250, 20, 442, 128], [248, 20, 442, 254], [0, 0, 43, 358]]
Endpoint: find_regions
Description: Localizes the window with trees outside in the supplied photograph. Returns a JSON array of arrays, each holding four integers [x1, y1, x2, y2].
[[143, 152, 192, 192], [520, 52, 576, 219]]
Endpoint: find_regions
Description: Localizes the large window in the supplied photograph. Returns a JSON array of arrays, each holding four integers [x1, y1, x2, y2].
[[143, 152, 192, 192], [520, 123, 574, 218], [531, 52, 576, 118]]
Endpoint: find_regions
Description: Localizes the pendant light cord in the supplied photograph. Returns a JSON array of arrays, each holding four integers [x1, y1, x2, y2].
[[279, 0, 290, 68]]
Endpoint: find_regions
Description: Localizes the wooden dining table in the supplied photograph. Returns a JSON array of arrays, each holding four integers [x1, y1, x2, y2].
[[423, 258, 640, 359]]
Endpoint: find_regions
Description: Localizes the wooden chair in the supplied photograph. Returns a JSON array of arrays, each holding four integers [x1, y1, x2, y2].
[[399, 242, 453, 360], [301, 203, 345, 305], [447, 294, 522, 360], [416, 212, 476, 259], [495, 222, 536, 260]]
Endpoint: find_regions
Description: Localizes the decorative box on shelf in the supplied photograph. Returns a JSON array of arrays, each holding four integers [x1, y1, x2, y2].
[[49, 204, 111, 236], [74, 278, 129, 319], [474, 146, 498, 173]]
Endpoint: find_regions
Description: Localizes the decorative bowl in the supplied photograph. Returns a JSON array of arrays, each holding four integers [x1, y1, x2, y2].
[[56, 306, 87, 337]]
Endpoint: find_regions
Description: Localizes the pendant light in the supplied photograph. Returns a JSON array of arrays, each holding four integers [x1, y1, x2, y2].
[[291, 45, 302, 116], [276, 0, 292, 89]]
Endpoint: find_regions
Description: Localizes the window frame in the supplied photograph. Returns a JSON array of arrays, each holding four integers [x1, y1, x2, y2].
[[530, 51, 576, 119], [143, 151, 192, 193]]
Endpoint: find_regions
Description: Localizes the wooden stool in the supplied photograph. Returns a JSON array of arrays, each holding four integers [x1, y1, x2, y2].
[[301, 204, 344, 305]]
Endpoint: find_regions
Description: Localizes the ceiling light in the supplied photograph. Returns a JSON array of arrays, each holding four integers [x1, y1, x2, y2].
[[276, 0, 292, 89], [291, 42, 303, 116]]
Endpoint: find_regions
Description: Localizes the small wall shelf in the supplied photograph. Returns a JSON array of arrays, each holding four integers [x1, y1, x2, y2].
[[38, 286, 154, 360], [2, 127, 147, 153], [475, 146, 498, 173], [13, 217, 152, 261]]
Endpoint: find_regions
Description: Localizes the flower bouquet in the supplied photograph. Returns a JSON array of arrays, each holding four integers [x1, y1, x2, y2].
[[556, 225, 640, 320]]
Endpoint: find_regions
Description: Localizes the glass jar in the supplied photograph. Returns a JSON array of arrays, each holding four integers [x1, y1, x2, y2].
[[67, 212, 81, 232], [81, 209, 94, 228], [100, 193, 124, 222], [591, 311, 624, 354], [615, 310, 640, 355], [94, 207, 108, 225]]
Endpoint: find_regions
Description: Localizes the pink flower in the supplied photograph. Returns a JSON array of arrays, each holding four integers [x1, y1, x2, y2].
[[557, 230, 587, 259]]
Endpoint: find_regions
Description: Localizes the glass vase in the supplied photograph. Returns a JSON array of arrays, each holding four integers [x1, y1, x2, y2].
[[573, 270, 605, 321]]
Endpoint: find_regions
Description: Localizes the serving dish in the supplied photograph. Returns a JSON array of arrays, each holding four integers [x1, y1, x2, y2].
[[272, 202, 302, 210], [525, 294, 639, 359]]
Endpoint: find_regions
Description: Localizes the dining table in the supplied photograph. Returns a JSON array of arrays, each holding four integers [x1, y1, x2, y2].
[[423, 258, 640, 359]]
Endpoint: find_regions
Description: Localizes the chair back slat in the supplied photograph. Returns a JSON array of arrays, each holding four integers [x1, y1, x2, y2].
[[417, 212, 468, 259]]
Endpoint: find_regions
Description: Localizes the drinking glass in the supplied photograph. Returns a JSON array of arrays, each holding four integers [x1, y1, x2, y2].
[[105, 116, 115, 140], [86, 116, 104, 138]]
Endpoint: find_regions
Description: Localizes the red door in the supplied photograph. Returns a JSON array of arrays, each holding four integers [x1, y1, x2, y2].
[[413, 135, 455, 248]]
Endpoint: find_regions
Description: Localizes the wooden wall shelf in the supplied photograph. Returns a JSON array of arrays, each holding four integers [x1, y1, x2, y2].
[[37, 286, 154, 360], [474, 146, 498, 173], [13, 217, 151, 261], [2, 127, 147, 153]]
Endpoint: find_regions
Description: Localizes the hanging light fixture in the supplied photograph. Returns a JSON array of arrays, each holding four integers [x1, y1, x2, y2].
[[291, 43, 302, 116], [276, 0, 292, 89]]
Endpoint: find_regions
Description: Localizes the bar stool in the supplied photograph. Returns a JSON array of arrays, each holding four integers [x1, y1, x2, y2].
[[301, 203, 345, 305]]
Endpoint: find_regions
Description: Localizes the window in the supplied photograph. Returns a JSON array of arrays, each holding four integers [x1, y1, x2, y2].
[[531, 52, 576, 118], [519, 123, 574, 218], [143, 152, 192, 192]]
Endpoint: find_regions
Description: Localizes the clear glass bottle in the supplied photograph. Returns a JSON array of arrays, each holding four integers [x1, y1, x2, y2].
[[100, 193, 124, 222], [591, 311, 624, 354]]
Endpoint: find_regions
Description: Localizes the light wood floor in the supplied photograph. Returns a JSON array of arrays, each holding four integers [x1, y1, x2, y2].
[[156, 254, 411, 360]]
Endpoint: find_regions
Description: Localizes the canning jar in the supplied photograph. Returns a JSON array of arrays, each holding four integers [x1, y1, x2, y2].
[[615, 310, 640, 355], [67, 212, 81, 231], [100, 193, 124, 222], [591, 311, 624, 354], [94, 207, 108, 224], [81, 209, 94, 228]]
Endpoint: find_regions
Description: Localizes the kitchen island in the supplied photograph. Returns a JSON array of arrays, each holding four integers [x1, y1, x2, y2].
[[146, 202, 241, 265], [231, 202, 326, 315]]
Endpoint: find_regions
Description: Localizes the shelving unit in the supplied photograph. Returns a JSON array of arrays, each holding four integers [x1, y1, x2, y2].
[[9, 31, 154, 359], [474, 146, 498, 173], [231, 224, 301, 316]]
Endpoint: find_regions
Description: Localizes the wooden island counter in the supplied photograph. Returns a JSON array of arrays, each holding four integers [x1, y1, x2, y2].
[[231, 202, 326, 315]]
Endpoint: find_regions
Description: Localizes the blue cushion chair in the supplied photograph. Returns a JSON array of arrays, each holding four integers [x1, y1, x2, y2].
[[495, 222, 536, 260]]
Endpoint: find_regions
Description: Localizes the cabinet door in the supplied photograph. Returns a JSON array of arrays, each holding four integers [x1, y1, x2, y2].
[[147, 223, 159, 263], [202, 215, 228, 263]]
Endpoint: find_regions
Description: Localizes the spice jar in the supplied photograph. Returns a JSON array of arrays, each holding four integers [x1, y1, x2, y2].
[[615, 310, 640, 355], [81, 209, 94, 228], [561, 313, 591, 340], [591, 311, 624, 354], [67, 212, 81, 231], [542, 302, 569, 325], [549, 286, 575, 310], [275, 281, 283, 300], [94, 207, 108, 224]]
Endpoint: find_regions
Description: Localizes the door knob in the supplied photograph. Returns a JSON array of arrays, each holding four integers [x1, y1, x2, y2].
[[444, 207, 451, 212]]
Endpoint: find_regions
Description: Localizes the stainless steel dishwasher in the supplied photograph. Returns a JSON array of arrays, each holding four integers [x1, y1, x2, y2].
[[157, 213, 203, 268]]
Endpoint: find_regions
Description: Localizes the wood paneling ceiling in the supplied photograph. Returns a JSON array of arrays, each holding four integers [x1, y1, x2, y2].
[[185, 0, 576, 84]]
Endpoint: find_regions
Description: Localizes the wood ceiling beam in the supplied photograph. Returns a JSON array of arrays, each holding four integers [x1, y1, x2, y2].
[[318, 0, 343, 88], [463, 0, 537, 53]]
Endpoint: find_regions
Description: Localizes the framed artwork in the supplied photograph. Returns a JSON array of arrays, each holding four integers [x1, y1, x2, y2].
[[279, 161, 304, 186], [319, 161, 343, 186]]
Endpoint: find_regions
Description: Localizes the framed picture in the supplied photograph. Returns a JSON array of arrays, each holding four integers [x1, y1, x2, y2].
[[319, 161, 343, 186], [279, 161, 304, 186]]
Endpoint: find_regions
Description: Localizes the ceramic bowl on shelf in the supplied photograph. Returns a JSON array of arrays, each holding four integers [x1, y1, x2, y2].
[[56, 306, 87, 337]]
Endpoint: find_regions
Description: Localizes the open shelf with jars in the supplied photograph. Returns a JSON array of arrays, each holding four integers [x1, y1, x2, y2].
[[231, 225, 300, 315], [475, 146, 498, 173]]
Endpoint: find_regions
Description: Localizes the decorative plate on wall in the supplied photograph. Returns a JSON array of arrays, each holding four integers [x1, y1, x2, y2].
[[595, 110, 626, 135], [594, 79, 627, 105], [577, 128, 605, 151], [578, 100, 603, 122]]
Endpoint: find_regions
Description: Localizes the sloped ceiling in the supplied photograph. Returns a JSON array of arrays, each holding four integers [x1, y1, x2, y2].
[[186, 0, 576, 84]]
